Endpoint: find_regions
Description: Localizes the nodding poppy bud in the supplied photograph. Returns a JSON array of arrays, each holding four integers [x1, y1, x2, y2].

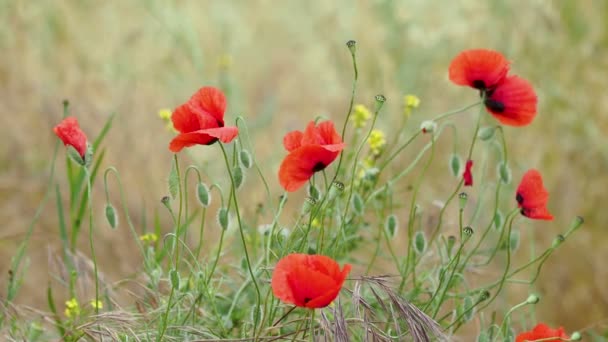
[[233, 165, 244, 189], [301, 197, 317, 215], [450, 154, 462, 177], [346, 40, 357, 55], [105, 204, 118, 229], [458, 192, 468, 209], [498, 162, 511, 184], [385, 214, 398, 239], [526, 294, 540, 304], [196, 183, 211, 207], [477, 126, 496, 141], [552, 234, 565, 248], [351, 193, 364, 215], [570, 332, 581, 341], [239, 150, 253, 169], [414, 231, 427, 254], [420, 120, 437, 134], [217, 207, 229, 230], [328, 181, 345, 201], [374, 94, 386, 112], [307, 184, 321, 202]]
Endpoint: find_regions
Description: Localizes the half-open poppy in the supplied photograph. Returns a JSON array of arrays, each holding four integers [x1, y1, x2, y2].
[[271, 253, 351, 309], [463, 159, 473, 186], [516, 323, 568, 342], [53, 117, 88, 158], [278, 121, 344, 192], [448, 49, 509, 91], [516, 169, 553, 220], [169, 86, 238, 152], [485, 76, 538, 126]]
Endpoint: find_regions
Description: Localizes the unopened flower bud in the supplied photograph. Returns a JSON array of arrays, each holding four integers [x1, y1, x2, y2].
[[526, 294, 540, 304], [447, 235, 456, 256], [239, 150, 253, 169], [217, 207, 229, 230], [414, 231, 427, 254], [351, 193, 364, 215], [477, 126, 496, 141], [570, 332, 581, 341], [385, 214, 398, 239], [498, 162, 511, 184], [450, 154, 461, 177], [105, 204, 118, 229], [196, 183, 211, 207], [233, 165, 244, 189], [307, 184, 321, 201], [420, 120, 437, 134]]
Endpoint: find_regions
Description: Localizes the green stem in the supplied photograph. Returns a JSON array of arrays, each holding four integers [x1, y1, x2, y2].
[[84, 168, 100, 316]]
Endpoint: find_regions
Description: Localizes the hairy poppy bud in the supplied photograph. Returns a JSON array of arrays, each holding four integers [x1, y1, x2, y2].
[[233, 166, 244, 189], [450, 154, 461, 177], [420, 120, 437, 134], [414, 231, 427, 254], [196, 183, 211, 207], [570, 332, 581, 341], [351, 193, 364, 215], [447, 235, 456, 256], [239, 150, 253, 169], [217, 207, 229, 230], [170, 269, 180, 290], [385, 214, 398, 239], [526, 294, 540, 304], [104, 204, 118, 229], [498, 162, 511, 184], [477, 126, 496, 141]]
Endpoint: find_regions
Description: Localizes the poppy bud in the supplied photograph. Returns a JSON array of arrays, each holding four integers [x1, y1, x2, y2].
[[233, 165, 244, 189], [461, 296, 474, 322], [450, 154, 462, 177], [239, 150, 253, 169], [458, 192, 468, 209], [328, 181, 345, 201], [570, 332, 581, 341], [346, 40, 356, 55], [196, 183, 211, 207], [414, 231, 427, 254], [351, 193, 364, 215], [104, 204, 118, 229], [374, 94, 386, 112], [301, 197, 317, 215], [498, 162, 511, 184], [307, 184, 321, 202], [217, 207, 229, 230], [493, 210, 504, 230], [385, 214, 398, 239], [420, 120, 437, 134], [552, 234, 565, 248], [526, 294, 540, 304], [477, 126, 496, 141]]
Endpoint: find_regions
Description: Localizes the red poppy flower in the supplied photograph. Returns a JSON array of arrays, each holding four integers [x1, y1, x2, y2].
[[271, 253, 351, 308], [53, 117, 88, 158], [278, 121, 345, 192], [484, 76, 538, 126], [169, 86, 238, 152], [448, 49, 509, 90], [463, 159, 473, 186], [516, 169, 553, 220], [516, 323, 569, 342]]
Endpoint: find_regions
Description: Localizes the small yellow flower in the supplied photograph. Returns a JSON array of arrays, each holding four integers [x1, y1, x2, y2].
[[403, 94, 421, 118], [140, 233, 158, 244], [90, 299, 103, 310], [351, 104, 372, 128], [367, 129, 386, 156], [218, 54, 233, 70], [311, 218, 321, 229], [158, 109, 177, 132], [357, 157, 375, 180], [64, 298, 80, 318]]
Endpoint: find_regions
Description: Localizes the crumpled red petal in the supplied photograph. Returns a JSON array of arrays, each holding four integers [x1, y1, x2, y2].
[[283, 130, 304, 152], [188, 86, 226, 125], [53, 116, 88, 158], [463, 159, 473, 186], [485, 76, 537, 127], [278, 145, 341, 192], [169, 126, 239, 152], [449, 49, 510, 90], [516, 323, 568, 342], [516, 169, 553, 221]]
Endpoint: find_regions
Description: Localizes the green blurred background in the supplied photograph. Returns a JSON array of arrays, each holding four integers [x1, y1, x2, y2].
[[1, 0, 607, 335]]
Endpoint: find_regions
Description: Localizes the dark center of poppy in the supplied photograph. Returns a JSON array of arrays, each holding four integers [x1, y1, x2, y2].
[[303, 297, 312, 304], [516, 193, 524, 204], [312, 162, 327, 173], [484, 98, 505, 113], [520, 208, 529, 217], [472, 80, 486, 90]]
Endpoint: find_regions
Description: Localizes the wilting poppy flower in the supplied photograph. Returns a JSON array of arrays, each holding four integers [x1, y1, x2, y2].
[[278, 121, 345, 192], [169, 86, 238, 152], [53, 117, 88, 158], [516, 323, 568, 342], [463, 159, 473, 186], [516, 169, 553, 220], [448, 49, 509, 91], [271, 253, 351, 308], [484, 75, 538, 126]]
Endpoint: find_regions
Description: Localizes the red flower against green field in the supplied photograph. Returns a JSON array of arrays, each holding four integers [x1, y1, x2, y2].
[[448, 49, 509, 91], [271, 253, 351, 308], [449, 49, 538, 127], [463, 159, 473, 186], [484, 76, 538, 126], [516, 323, 569, 342], [516, 169, 553, 220], [169, 86, 238, 152], [278, 120, 344, 192], [53, 117, 88, 158]]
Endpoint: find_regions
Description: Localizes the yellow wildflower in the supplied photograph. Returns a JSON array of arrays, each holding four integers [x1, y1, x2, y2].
[[351, 104, 372, 128], [90, 299, 103, 310], [140, 233, 158, 244], [218, 54, 233, 70], [64, 298, 80, 318], [367, 129, 386, 156], [403, 94, 421, 117], [311, 218, 321, 229], [158, 109, 177, 132]]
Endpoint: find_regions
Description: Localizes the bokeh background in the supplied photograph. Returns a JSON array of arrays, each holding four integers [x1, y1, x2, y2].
[[1, 0, 607, 337]]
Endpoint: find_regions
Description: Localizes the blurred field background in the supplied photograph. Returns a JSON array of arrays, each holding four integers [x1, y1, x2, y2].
[[1, 0, 607, 337]]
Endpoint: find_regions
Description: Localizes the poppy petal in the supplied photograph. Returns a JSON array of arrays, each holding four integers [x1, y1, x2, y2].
[[171, 104, 201, 134], [271, 254, 304, 305], [516, 169, 549, 208], [283, 130, 304, 152], [168, 131, 218, 152], [188, 86, 227, 125], [463, 159, 473, 186], [305, 264, 352, 308], [485, 76, 537, 127], [287, 265, 338, 307], [203, 126, 239, 143], [53, 117, 88, 158], [522, 206, 554, 221], [449, 49, 510, 90], [278, 145, 340, 192], [516, 323, 568, 342]]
